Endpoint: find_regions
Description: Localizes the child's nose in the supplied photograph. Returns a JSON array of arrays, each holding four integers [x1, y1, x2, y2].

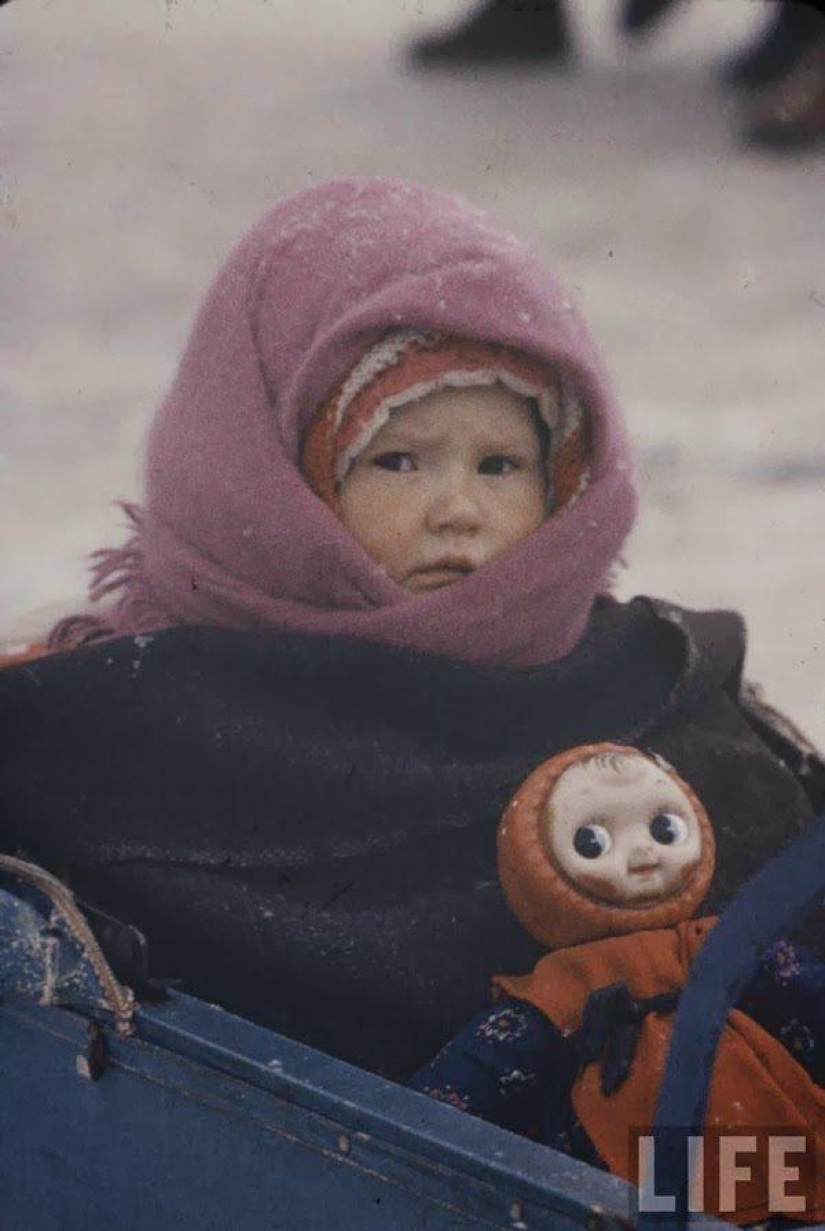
[[425, 477, 484, 534]]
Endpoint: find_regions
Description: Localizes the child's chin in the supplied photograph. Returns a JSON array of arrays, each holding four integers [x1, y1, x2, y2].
[[405, 570, 473, 591]]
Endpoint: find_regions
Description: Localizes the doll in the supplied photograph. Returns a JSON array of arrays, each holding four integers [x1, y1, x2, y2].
[[410, 743, 824, 1225]]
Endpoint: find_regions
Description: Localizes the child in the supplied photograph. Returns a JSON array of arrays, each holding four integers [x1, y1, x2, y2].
[[0, 178, 821, 1080], [409, 744, 824, 1223]]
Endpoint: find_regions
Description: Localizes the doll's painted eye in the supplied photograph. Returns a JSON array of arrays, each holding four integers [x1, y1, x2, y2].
[[573, 824, 612, 859], [649, 812, 689, 846]]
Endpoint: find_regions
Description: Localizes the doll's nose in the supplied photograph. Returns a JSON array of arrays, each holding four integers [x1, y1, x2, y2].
[[627, 843, 660, 872]]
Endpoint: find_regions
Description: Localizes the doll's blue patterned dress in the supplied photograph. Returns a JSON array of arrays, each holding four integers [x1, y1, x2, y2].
[[409, 940, 824, 1162]]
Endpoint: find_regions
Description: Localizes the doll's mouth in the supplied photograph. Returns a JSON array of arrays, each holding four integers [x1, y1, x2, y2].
[[628, 863, 660, 879]]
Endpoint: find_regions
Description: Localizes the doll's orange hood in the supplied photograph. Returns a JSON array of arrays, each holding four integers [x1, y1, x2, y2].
[[497, 742, 715, 949]]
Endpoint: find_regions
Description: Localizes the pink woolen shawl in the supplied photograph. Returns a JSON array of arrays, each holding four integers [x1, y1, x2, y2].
[[52, 178, 637, 668]]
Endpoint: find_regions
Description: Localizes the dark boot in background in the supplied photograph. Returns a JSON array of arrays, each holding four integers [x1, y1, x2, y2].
[[744, 32, 825, 149], [408, 0, 573, 69], [723, 0, 824, 90], [619, 0, 685, 37]]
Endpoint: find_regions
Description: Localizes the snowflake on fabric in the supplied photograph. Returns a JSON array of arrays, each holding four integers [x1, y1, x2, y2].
[[499, 1068, 536, 1099], [477, 1006, 530, 1043], [779, 1018, 815, 1060], [421, 1085, 470, 1112], [767, 940, 802, 985]]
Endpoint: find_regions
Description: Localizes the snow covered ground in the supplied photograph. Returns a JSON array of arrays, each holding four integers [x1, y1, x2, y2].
[[2, 0, 824, 743]]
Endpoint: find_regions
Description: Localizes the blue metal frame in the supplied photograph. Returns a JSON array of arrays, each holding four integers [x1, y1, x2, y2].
[[0, 859, 644, 1231], [642, 818, 825, 1231], [2, 827, 822, 1231], [1, 988, 655, 1231]]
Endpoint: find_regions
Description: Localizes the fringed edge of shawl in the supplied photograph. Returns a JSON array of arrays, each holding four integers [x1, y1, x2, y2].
[[47, 502, 170, 651]]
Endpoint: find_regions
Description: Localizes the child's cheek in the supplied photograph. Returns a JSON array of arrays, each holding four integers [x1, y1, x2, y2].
[[361, 474, 404, 529]]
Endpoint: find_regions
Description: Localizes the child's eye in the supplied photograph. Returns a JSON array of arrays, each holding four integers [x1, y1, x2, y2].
[[372, 452, 416, 473], [478, 454, 520, 476]]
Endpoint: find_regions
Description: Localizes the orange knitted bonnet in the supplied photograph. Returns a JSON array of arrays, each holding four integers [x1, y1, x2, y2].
[[301, 331, 589, 514]]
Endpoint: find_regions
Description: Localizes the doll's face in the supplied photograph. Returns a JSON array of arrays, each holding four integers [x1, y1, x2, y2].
[[338, 385, 549, 591], [546, 753, 702, 906]]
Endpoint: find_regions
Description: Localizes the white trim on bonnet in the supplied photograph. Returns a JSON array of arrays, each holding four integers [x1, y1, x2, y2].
[[334, 329, 436, 430], [558, 373, 584, 441], [336, 367, 557, 483], [333, 330, 591, 508]]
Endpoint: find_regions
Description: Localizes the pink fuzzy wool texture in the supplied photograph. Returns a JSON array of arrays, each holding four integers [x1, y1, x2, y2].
[[63, 178, 637, 668]]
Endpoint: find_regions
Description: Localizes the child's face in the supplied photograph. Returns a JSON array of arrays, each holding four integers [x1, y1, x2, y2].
[[546, 755, 702, 906], [338, 385, 548, 591]]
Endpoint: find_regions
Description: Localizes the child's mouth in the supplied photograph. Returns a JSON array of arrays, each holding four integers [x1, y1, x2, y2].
[[407, 559, 475, 589]]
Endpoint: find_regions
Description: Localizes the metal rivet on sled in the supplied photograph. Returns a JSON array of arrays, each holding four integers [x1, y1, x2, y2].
[[336, 1133, 351, 1155], [509, 1199, 526, 1227], [75, 1022, 109, 1081]]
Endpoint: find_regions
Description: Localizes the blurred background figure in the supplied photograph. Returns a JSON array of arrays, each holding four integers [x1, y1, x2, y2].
[[410, 0, 574, 68], [622, 0, 825, 148], [623, 0, 823, 89], [410, 0, 825, 148], [745, 27, 825, 148]]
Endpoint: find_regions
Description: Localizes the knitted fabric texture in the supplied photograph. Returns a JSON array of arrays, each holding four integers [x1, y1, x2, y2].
[[50, 177, 636, 668], [497, 743, 716, 948], [301, 331, 589, 513]]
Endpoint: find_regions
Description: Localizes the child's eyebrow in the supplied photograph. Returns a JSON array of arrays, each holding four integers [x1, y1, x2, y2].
[[370, 427, 540, 452], [368, 427, 445, 450]]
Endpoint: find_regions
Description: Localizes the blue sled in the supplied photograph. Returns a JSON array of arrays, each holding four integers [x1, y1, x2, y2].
[[1, 822, 823, 1231]]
